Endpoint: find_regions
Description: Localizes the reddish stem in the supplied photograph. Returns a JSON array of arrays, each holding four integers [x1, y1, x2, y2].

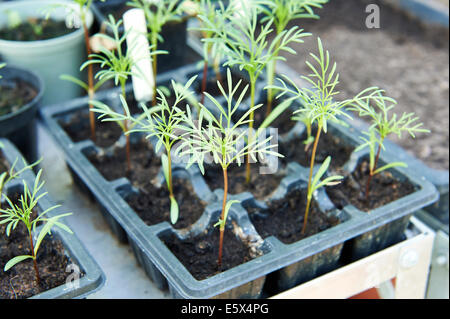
[[83, 21, 96, 142], [29, 232, 40, 286]]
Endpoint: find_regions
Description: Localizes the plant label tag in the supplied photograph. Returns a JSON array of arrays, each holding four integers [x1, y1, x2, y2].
[[123, 8, 153, 103]]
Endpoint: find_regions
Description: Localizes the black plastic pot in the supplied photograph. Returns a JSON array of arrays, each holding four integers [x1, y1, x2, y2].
[[39, 57, 439, 298], [91, 0, 196, 73], [0, 138, 105, 299], [0, 65, 43, 163]]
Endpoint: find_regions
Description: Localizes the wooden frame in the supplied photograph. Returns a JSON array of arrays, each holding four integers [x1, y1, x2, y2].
[[270, 217, 435, 299]]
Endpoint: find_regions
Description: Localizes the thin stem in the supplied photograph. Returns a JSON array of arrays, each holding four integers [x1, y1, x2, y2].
[[218, 166, 228, 269], [365, 142, 383, 200], [302, 125, 322, 235], [245, 78, 256, 184], [28, 230, 40, 286], [213, 56, 223, 87], [121, 81, 131, 171], [83, 21, 96, 141], [201, 59, 208, 105], [167, 149, 174, 198], [266, 44, 279, 117]]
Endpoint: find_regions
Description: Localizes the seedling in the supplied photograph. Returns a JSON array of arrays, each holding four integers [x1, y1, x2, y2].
[[87, 15, 158, 172], [0, 170, 72, 286], [349, 88, 429, 200], [260, 0, 327, 116], [47, 0, 103, 141], [198, 3, 309, 183], [0, 143, 41, 208], [125, 76, 198, 224], [190, 0, 232, 104], [129, 0, 183, 106], [177, 69, 281, 268], [269, 38, 371, 233]]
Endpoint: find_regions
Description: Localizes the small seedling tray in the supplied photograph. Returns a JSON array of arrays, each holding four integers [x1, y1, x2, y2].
[[0, 138, 105, 299]]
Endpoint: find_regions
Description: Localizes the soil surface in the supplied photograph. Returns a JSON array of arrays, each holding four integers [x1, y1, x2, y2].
[[249, 189, 340, 244], [88, 136, 206, 229], [126, 178, 206, 229], [0, 78, 38, 116], [59, 110, 123, 148], [279, 126, 355, 169], [326, 159, 416, 211], [271, 0, 449, 170], [203, 164, 285, 200], [164, 225, 256, 280], [0, 195, 73, 299], [0, 18, 73, 41]]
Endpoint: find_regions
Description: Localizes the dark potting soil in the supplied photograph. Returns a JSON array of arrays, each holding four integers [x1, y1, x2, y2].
[[249, 189, 340, 245], [0, 77, 38, 116], [0, 18, 73, 42], [279, 127, 355, 169], [88, 138, 161, 185], [326, 159, 416, 211], [164, 224, 256, 281], [203, 164, 286, 201], [59, 110, 122, 148], [0, 195, 75, 299], [126, 178, 206, 230]]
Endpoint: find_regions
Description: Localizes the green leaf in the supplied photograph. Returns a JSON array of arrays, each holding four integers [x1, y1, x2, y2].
[[60, 74, 88, 92], [311, 156, 332, 190], [170, 196, 179, 225], [214, 200, 240, 230], [4, 255, 33, 272], [374, 162, 408, 175]]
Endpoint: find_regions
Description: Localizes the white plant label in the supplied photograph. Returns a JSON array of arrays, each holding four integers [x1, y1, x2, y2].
[[123, 8, 154, 103]]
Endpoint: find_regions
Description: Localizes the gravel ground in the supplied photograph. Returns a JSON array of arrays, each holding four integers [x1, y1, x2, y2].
[[270, 0, 449, 170]]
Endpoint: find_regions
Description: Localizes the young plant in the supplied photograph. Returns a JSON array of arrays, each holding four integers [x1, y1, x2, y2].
[[87, 15, 151, 172], [349, 88, 429, 200], [130, 0, 183, 106], [260, 0, 328, 116], [0, 170, 72, 286], [47, 0, 104, 141], [125, 76, 198, 224], [269, 38, 370, 233], [190, 0, 231, 104], [0, 143, 41, 208], [177, 69, 281, 268], [198, 3, 309, 183]]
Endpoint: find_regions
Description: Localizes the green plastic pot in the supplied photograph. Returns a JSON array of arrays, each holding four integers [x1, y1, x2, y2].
[[0, 0, 93, 106]]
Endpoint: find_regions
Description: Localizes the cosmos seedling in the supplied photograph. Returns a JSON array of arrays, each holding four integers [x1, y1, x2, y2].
[[177, 69, 281, 268], [349, 88, 429, 200], [130, 0, 183, 106], [125, 76, 198, 225], [190, 0, 232, 104], [87, 15, 159, 172], [47, 0, 104, 140], [269, 38, 372, 234], [0, 170, 72, 286], [0, 143, 41, 208], [198, 3, 309, 183], [260, 0, 327, 116]]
